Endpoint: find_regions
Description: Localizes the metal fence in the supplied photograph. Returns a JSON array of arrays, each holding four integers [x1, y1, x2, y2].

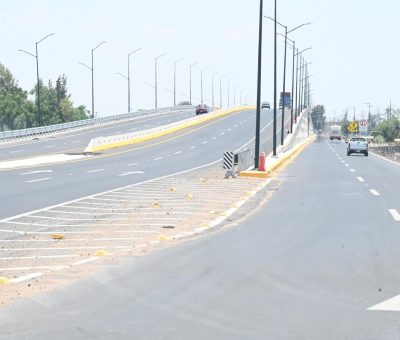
[[0, 105, 194, 142]]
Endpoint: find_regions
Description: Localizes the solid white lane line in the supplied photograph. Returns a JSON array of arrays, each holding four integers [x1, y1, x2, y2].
[[0, 237, 144, 243], [389, 209, 400, 221], [369, 189, 381, 196], [173, 151, 182, 155], [153, 157, 163, 161], [10, 150, 24, 154], [25, 178, 52, 183], [0, 265, 67, 271], [357, 177, 365, 183], [87, 169, 104, 173], [20, 170, 53, 175], [118, 171, 145, 177], [45, 144, 57, 148]]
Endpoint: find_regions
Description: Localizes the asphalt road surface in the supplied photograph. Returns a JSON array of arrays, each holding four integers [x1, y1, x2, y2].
[[1, 137, 399, 339], [0, 108, 286, 219], [0, 109, 195, 161]]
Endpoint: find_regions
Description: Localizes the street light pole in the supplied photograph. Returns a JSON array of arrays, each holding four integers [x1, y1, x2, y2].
[[189, 62, 199, 105], [272, 0, 277, 156], [128, 48, 142, 112], [219, 74, 226, 108], [155, 53, 167, 109], [19, 33, 54, 126], [173, 58, 184, 106], [234, 85, 238, 106], [200, 66, 208, 104], [227, 79, 234, 107], [240, 89, 244, 105], [211, 72, 218, 108], [91, 41, 106, 118], [255, 0, 263, 168]]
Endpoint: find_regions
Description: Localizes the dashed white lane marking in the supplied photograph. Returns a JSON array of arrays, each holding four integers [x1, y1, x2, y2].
[[350, 168, 355, 172], [87, 169, 104, 173], [72, 140, 82, 144], [227, 128, 232, 132], [212, 137, 217, 140], [234, 125, 238, 128], [202, 141, 208, 145], [45, 144, 57, 148], [345, 164, 349, 167], [71, 257, 98, 266], [190, 146, 196, 149], [118, 171, 145, 177], [341, 160, 345, 163], [10, 150, 24, 154], [173, 151, 182, 155], [20, 170, 53, 175], [220, 132, 225, 136], [389, 209, 400, 222], [357, 177, 365, 183], [369, 189, 381, 196], [128, 163, 138, 166], [153, 157, 163, 161], [0, 265, 67, 271], [25, 177, 52, 183], [368, 294, 400, 311]]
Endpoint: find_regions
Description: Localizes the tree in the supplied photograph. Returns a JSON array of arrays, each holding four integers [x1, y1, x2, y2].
[[0, 63, 34, 130], [310, 105, 326, 131], [376, 117, 400, 142]]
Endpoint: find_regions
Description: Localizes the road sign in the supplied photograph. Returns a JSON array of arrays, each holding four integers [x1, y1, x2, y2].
[[347, 121, 358, 133], [359, 119, 368, 127]]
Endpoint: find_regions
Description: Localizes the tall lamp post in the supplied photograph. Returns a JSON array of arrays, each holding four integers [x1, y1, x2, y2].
[[294, 48, 312, 119], [173, 58, 184, 106], [116, 72, 129, 111], [19, 33, 54, 126], [200, 66, 208, 104], [255, 0, 264, 168], [219, 74, 226, 108], [189, 62, 199, 105], [233, 85, 238, 106], [155, 53, 167, 109], [240, 89, 245, 105], [211, 72, 219, 108], [128, 48, 142, 112], [227, 78, 234, 107], [78, 41, 106, 118]]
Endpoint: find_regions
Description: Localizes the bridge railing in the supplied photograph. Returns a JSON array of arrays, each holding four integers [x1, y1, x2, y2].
[[0, 105, 194, 142]]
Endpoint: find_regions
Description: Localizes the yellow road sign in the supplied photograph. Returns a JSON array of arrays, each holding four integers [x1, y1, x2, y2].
[[348, 121, 358, 133]]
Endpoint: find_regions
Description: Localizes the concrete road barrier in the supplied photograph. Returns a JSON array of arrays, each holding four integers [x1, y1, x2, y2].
[[84, 106, 254, 153]]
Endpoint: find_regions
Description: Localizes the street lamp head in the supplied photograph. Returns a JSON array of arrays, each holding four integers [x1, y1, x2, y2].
[[36, 33, 55, 45], [18, 49, 36, 59], [263, 15, 286, 29], [156, 52, 167, 61], [174, 58, 184, 64], [93, 41, 106, 51], [129, 48, 142, 57], [287, 22, 312, 34], [201, 66, 208, 72], [190, 61, 199, 68], [116, 72, 128, 80]]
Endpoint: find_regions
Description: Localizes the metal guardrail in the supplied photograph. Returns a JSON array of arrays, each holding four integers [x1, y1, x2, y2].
[[0, 105, 194, 142], [369, 144, 400, 162]]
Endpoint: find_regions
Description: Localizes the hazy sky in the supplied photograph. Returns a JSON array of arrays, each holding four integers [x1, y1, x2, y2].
[[1, 0, 399, 119]]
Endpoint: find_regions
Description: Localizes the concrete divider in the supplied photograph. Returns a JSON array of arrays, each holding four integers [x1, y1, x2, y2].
[[84, 106, 254, 153]]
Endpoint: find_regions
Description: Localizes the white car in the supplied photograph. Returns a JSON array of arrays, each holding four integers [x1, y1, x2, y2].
[[347, 137, 368, 156]]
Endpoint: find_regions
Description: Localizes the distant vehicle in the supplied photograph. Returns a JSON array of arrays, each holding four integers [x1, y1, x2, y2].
[[196, 104, 209, 115], [279, 92, 291, 109], [329, 125, 342, 141], [347, 137, 368, 156], [261, 102, 271, 109]]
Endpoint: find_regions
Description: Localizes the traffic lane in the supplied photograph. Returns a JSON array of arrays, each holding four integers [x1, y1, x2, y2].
[[329, 140, 400, 220], [0, 109, 195, 161], [3, 139, 399, 339], [0, 109, 265, 218]]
